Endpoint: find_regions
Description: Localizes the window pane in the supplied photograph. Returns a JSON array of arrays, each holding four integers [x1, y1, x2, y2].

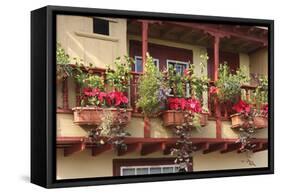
[[136, 168, 149, 175], [162, 167, 174, 173], [122, 168, 135, 176], [150, 167, 161, 174], [93, 18, 109, 35], [135, 58, 143, 72]]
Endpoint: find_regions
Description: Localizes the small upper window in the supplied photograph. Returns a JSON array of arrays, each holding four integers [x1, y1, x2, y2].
[[93, 18, 109, 36]]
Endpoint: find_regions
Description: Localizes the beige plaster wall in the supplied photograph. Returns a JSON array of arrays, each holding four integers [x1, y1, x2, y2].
[[57, 149, 268, 179], [249, 48, 268, 76], [57, 15, 127, 68], [221, 121, 268, 139]]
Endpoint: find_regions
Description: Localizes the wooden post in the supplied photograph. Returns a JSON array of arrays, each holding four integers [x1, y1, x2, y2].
[[213, 35, 222, 139], [142, 20, 150, 138], [214, 36, 220, 81], [144, 116, 151, 138], [75, 83, 80, 106], [142, 21, 148, 72], [62, 78, 69, 110]]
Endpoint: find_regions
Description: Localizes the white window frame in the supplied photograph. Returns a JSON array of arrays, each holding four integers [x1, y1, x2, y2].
[[166, 59, 189, 74], [166, 59, 190, 97], [134, 56, 160, 72], [120, 164, 180, 176]]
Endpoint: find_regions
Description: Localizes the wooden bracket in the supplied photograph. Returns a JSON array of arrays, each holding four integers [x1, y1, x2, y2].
[[92, 144, 113, 156], [141, 142, 165, 156], [64, 142, 85, 157]]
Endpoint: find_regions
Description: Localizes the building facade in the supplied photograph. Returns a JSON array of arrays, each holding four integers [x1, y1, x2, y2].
[[56, 15, 268, 179]]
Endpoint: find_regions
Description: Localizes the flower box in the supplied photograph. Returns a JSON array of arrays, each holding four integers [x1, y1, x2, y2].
[[200, 113, 209, 127], [230, 113, 245, 129], [72, 107, 132, 126], [230, 113, 268, 129], [253, 116, 268, 129], [162, 110, 186, 127]]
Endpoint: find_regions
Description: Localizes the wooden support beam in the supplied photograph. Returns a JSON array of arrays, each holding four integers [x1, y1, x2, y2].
[[141, 142, 165, 156], [62, 78, 69, 109], [203, 143, 227, 154], [117, 143, 142, 156], [141, 21, 148, 72], [213, 35, 222, 139], [220, 143, 241, 154], [64, 142, 85, 157], [163, 143, 175, 155], [92, 144, 113, 156], [253, 142, 268, 153], [166, 22, 268, 45]]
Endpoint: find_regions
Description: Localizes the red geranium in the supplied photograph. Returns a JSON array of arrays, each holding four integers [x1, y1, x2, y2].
[[209, 86, 218, 94], [82, 88, 128, 107], [167, 97, 202, 113], [108, 91, 129, 107], [232, 100, 251, 113], [186, 98, 202, 113], [261, 104, 268, 114], [167, 98, 181, 110], [83, 88, 100, 97]]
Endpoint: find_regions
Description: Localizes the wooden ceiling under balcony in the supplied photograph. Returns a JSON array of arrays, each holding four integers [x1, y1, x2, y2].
[[57, 137, 268, 157], [127, 20, 268, 54]]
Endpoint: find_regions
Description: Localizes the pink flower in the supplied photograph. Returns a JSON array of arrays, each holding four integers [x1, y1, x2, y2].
[[262, 104, 268, 114], [210, 86, 218, 94], [186, 98, 202, 113], [83, 88, 100, 97], [108, 91, 128, 107], [167, 97, 202, 113], [232, 100, 251, 113]]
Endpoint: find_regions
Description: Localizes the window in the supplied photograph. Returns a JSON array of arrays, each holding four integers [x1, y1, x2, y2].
[[134, 56, 159, 72], [120, 164, 180, 176], [167, 60, 190, 97], [93, 18, 109, 35], [166, 59, 189, 75], [113, 158, 193, 176]]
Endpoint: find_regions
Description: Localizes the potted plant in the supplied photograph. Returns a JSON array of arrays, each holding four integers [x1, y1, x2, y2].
[[230, 99, 268, 129], [183, 54, 210, 126], [56, 42, 72, 83], [72, 56, 133, 126], [253, 75, 268, 129], [162, 97, 202, 127], [136, 54, 163, 132], [214, 63, 249, 103]]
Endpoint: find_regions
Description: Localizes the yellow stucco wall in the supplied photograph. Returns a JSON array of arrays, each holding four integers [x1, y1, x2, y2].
[[249, 48, 268, 76], [57, 149, 267, 179], [57, 15, 127, 68]]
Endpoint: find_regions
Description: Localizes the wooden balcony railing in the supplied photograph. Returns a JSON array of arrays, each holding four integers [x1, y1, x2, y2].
[[58, 65, 257, 121]]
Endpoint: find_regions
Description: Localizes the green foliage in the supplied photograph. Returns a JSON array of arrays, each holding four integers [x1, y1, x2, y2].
[[190, 54, 210, 100], [136, 54, 163, 116], [71, 57, 103, 90], [216, 63, 249, 102], [106, 56, 132, 92], [167, 65, 184, 97], [56, 42, 72, 79], [254, 75, 268, 109]]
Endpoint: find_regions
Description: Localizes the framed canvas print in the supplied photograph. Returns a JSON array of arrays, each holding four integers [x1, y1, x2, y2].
[[31, 5, 274, 188]]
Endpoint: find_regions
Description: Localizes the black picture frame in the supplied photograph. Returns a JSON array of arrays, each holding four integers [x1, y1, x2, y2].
[[31, 5, 274, 188]]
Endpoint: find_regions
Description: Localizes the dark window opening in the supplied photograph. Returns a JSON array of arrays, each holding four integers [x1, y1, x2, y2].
[[93, 18, 109, 35]]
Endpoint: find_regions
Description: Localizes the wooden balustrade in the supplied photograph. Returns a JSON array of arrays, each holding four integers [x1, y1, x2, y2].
[[58, 64, 258, 120]]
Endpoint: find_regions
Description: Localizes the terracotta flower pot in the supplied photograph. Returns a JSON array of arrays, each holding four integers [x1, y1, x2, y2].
[[253, 116, 268, 129], [230, 113, 268, 129], [72, 107, 132, 126], [230, 113, 245, 129], [162, 110, 186, 127], [200, 113, 209, 127]]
